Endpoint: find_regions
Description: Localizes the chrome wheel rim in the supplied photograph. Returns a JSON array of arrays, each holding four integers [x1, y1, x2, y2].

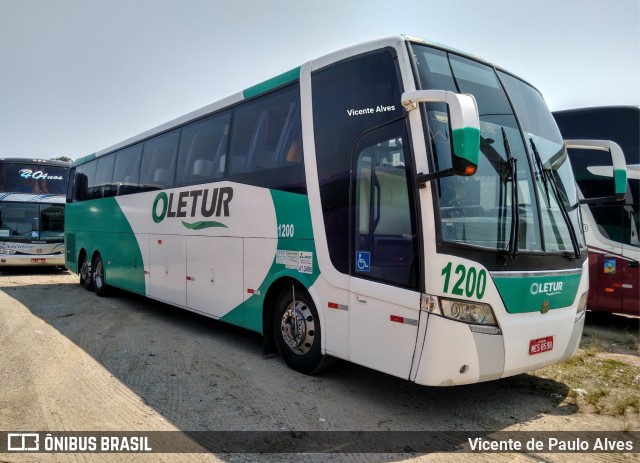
[[94, 260, 103, 289], [280, 300, 315, 355]]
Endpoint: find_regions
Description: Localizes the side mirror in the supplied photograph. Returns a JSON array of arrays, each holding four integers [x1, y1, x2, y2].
[[75, 173, 89, 202], [401, 90, 480, 184], [564, 139, 627, 203], [66, 168, 76, 203]]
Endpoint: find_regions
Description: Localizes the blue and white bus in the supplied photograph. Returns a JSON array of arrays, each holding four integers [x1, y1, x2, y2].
[[0, 158, 70, 266]]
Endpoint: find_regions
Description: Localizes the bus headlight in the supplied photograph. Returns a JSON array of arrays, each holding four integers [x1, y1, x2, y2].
[[440, 298, 497, 326], [575, 290, 588, 323]]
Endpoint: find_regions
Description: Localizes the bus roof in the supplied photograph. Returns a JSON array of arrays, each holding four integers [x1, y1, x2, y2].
[[73, 35, 527, 167], [553, 105, 640, 116], [0, 157, 71, 167]]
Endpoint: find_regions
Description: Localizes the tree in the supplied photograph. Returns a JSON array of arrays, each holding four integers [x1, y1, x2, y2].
[[51, 156, 72, 163]]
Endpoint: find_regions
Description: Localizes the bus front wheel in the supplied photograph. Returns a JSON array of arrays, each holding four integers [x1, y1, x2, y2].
[[273, 284, 335, 375], [93, 253, 109, 297]]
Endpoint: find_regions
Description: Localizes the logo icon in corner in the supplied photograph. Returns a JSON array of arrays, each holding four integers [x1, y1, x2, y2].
[[541, 300, 550, 314], [7, 433, 39, 451]]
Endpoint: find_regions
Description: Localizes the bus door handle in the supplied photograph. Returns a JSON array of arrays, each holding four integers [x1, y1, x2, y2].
[[373, 175, 381, 231], [356, 295, 367, 304]]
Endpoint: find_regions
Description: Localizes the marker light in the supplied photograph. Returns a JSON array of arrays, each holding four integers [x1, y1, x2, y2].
[[421, 294, 441, 314], [462, 165, 477, 176], [575, 290, 588, 323]]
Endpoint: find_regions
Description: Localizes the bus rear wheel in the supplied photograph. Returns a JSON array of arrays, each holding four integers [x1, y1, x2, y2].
[[93, 253, 109, 297], [80, 253, 93, 291], [273, 284, 335, 375]]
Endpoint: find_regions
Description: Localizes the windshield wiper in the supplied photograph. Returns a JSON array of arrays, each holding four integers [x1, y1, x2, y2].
[[502, 128, 519, 260], [530, 138, 551, 204], [529, 138, 581, 259]]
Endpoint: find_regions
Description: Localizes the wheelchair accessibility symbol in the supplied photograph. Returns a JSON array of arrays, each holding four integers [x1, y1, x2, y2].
[[356, 252, 370, 272]]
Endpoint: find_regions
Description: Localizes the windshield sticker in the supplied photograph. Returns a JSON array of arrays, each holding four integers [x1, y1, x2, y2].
[[604, 259, 617, 274], [19, 169, 65, 181], [347, 105, 396, 117]]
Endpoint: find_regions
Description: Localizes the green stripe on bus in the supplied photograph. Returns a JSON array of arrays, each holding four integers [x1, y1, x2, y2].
[[243, 67, 301, 99], [73, 153, 97, 167], [452, 126, 480, 165], [614, 168, 627, 196], [66, 197, 146, 295], [493, 272, 581, 313], [181, 220, 228, 230], [221, 189, 318, 333]]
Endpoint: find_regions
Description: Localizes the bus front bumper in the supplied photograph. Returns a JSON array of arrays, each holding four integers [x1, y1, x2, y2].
[[411, 310, 584, 386], [0, 255, 66, 266]]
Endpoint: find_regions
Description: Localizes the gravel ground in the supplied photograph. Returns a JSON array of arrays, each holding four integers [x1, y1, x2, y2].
[[0, 268, 637, 462]]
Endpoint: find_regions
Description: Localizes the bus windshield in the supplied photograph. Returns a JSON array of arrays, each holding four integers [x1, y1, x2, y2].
[[0, 202, 65, 242], [0, 162, 69, 195], [412, 45, 585, 255]]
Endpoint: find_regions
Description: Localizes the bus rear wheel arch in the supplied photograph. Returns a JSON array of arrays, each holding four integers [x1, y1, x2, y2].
[[272, 283, 336, 375]]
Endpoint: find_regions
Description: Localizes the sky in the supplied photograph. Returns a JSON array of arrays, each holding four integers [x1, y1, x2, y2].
[[0, 0, 638, 160]]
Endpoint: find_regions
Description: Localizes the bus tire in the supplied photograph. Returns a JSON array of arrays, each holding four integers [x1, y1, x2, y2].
[[273, 284, 335, 375], [80, 253, 93, 291], [93, 253, 109, 297]]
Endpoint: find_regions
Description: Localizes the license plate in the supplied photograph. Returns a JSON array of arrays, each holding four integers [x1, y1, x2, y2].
[[529, 336, 553, 355], [31, 258, 46, 263]]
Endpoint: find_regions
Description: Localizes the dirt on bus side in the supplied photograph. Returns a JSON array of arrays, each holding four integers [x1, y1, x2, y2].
[[0, 268, 638, 463]]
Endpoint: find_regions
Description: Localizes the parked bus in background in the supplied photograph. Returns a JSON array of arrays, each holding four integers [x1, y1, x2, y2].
[[553, 106, 639, 316], [0, 158, 70, 266], [66, 36, 626, 386]]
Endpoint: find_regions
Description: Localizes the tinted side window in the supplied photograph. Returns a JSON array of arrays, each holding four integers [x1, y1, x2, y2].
[[228, 84, 305, 192], [76, 161, 97, 201], [176, 112, 230, 186], [139, 130, 180, 191], [353, 121, 419, 289], [113, 144, 143, 196], [95, 154, 116, 198], [312, 50, 403, 274]]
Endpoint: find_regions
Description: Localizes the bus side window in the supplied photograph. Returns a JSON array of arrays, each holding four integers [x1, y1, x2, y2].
[[95, 154, 116, 198], [113, 144, 143, 196], [176, 112, 230, 186], [228, 84, 305, 193], [139, 130, 179, 192]]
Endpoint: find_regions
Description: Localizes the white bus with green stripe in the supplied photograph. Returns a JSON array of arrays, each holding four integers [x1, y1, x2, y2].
[[65, 36, 626, 385]]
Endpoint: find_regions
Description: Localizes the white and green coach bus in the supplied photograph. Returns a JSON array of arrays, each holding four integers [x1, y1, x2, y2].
[[65, 36, 626, 386]]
